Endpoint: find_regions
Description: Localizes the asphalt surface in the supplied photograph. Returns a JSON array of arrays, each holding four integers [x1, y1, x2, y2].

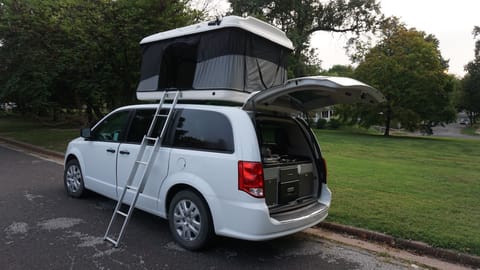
[[0, 144, 417, 270], [413, 123, 480, 139]]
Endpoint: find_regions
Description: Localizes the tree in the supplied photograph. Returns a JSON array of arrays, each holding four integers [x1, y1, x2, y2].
[[61, 0, 200, 121], [320, 64, 354, 77], [340, 18, 456, 136], [0, 0, 65, 115], [229, 0, 383, 77], [0, 0, 200, 122], [460, 26, 480, 125]]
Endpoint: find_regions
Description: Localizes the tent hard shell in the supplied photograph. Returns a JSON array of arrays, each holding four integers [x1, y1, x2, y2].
[[136, 16, 293, 102]]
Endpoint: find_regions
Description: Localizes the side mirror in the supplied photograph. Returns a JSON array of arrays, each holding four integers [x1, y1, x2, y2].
[[80, 128, 92, 139]]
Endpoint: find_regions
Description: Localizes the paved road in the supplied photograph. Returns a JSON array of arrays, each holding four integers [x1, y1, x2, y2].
[[430, 123, 480, 139], [0, 144, 415, 270], [409, 123, 480, 139]]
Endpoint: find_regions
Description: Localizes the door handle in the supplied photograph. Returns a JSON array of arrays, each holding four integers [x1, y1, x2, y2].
[[106, 148, 116, 153], [119, 150, 130, 155]]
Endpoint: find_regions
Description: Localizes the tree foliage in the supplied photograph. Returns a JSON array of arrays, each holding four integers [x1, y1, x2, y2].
[[460, 26, 480, 125], [229, 0, 383, 77], [320, 64, 354, 77], [338, 18, 456, 135], [0, 0, 199, 122]]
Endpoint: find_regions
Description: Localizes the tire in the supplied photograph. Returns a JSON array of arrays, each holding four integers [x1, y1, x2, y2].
[[168, 190, 213, 250], [64, 159, 85, 198]]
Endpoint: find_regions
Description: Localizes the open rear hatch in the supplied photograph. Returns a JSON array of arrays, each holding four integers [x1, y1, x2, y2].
[[243, 76, 385, 214], [243, 76, 385, 113]]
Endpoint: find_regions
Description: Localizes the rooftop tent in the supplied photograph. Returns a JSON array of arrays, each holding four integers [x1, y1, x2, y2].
[[136, 16, 294, 102]]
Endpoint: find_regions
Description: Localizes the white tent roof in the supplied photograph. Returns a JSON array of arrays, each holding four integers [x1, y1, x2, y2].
[[140, 16, 294, 50]]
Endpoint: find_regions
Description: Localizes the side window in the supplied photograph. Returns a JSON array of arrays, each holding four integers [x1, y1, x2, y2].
[[171, 109, 234, 153], [92, 110, 130, 142], [126, 109, 167, 144]]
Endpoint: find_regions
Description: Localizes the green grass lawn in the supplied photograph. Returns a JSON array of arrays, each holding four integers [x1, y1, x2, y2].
[[315, 130, 480, 255], [1, 115, 479, 255], [0, 116, 78, 152]]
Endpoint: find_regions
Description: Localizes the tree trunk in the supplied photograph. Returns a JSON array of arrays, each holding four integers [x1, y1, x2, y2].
[[52, 107, 58, 122], [384, 106, 392, 136], [92, 105, 103, 121], [467, 111, 475, 127], [293, 48, 305, 77], [86, 104, 94, 125]]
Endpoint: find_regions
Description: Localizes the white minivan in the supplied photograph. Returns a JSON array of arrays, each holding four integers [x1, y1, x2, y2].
[[64, 76, 384, 250]]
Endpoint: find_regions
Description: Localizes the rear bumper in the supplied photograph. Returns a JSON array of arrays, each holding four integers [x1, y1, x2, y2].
[[212, 184, 331, 241], [270, 201, 329, 223]]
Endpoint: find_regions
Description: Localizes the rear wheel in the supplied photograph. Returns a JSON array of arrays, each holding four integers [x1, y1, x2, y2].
[[168, 190, 213, 250], [64, 159, 85, 198]]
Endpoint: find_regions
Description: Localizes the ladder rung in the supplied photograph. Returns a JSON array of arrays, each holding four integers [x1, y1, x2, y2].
[[105, 236, 118, 246], [156, 114, 168, 117], [126, 185, 138, 191], [135, 161, 148, 166], [116, 210, 128, 217], [144, 136, 158, 141]]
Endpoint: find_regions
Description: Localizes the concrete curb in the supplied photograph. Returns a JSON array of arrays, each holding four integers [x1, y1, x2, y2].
[[0, 136, 65, 160], [317, 222, 480, 269], [1, 136, 479, 268]]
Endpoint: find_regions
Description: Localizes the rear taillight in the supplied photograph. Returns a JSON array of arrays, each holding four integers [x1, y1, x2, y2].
[[238, 161, 264, 198]]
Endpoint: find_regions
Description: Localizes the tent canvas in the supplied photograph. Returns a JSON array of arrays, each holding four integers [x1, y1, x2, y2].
[[136, 16, 294, 102]]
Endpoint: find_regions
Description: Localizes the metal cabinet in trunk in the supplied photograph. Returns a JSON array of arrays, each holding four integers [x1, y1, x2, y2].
[[264, 161, 315, 208]]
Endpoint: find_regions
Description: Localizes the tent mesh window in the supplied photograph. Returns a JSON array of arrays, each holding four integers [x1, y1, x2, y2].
[[158, 42, 198, 89]]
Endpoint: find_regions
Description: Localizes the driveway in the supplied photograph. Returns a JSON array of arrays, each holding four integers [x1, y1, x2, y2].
[[430, 123, 479, 139], [404, 123, 479, 139], [0, 144, 420, 270]]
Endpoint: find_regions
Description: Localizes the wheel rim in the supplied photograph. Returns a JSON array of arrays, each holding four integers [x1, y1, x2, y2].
[[66, 164, 82, 193], [173, 199, 201, 241]]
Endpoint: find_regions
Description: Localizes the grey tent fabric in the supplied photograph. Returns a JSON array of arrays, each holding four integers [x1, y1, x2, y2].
[[137, 27, 291, 95], [192, 55, 286, 90], [192, 55, 246, 90]]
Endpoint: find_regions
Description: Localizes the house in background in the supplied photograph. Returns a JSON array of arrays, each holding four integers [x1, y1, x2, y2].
[[310, 106, 335, 123], [1, 102, 17, 112]]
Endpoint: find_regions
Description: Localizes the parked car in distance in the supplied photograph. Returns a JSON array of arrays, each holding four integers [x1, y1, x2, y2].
[[459, 118, 469, 125], [64, 76, 384, 250]]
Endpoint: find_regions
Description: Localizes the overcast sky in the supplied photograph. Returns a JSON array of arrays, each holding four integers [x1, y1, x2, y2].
[[311, 0, 479, 77], [208, 0, 478, 77]]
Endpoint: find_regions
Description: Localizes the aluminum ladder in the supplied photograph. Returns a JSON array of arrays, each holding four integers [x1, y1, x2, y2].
[[104, 90, 180, 247]]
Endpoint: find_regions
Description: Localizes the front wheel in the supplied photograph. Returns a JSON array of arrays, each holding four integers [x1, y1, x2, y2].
[[64, 159, 85, 198], [168, 190, 213, 250]]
